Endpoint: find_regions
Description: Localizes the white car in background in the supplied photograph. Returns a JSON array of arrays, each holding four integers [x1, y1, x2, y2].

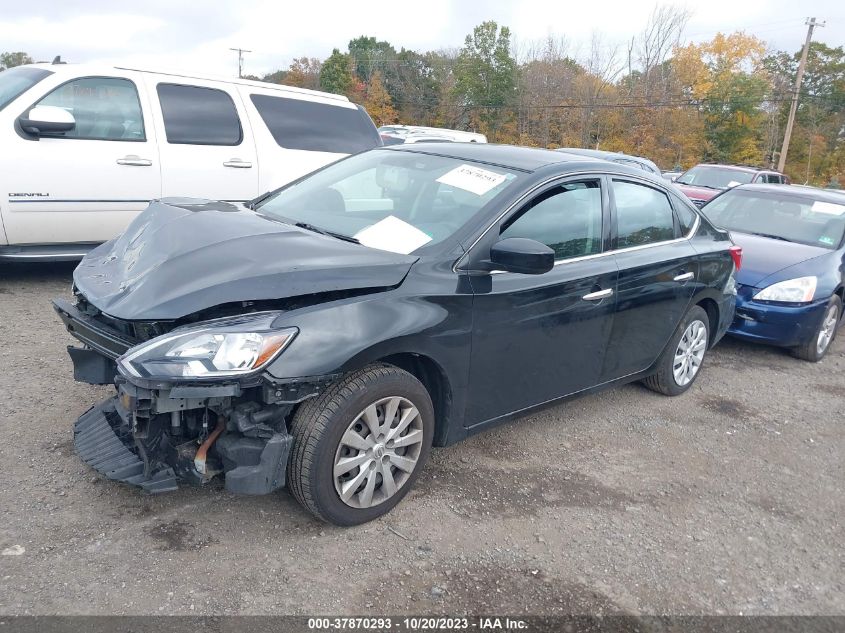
[[0, 62, 382, 260], [378, 125, 487, 145]]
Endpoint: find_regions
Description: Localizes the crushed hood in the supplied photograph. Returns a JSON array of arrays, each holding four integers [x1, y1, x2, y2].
[[731, 231, 828, 288], [74, 199, 417, 320]]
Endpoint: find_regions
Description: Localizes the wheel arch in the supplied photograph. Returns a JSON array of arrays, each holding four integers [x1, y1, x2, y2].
[[371, 352, 453, 447], [695, 296, 720, 348]]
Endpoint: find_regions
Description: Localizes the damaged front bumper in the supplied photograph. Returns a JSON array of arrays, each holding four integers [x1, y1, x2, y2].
[[54, 297, 335, 496]]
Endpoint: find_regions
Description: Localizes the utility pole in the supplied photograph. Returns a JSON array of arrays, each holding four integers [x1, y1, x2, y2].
[[229, 47, 252, 78], [777, 17, 824, 173]]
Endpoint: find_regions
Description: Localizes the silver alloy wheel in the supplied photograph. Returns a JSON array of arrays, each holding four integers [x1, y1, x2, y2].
[[673, 319, 707, 387], [816, 304, 839, 355], [333, 396, 424, 509]]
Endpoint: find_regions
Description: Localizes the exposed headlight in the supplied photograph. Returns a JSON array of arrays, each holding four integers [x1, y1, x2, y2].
[[753, 276, 817, 303], [118, 313, 297, 380]]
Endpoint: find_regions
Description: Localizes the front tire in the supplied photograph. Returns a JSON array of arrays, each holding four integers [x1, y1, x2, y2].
[[287, 363, 434, 526], [642, 305, 710, 396], [793, 295, 841, 362]]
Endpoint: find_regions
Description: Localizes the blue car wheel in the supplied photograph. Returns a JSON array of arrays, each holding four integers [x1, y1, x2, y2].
[[793, 295, 842, 362]]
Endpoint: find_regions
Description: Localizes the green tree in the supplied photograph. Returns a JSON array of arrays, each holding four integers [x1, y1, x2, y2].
[[765, 42, 845, 184], [452, 21, 517, 139], [320, 48, 353, 96], [0, 51, 33, 70]]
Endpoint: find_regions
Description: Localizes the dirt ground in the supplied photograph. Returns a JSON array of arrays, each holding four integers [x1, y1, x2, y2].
[[0, 261, 842, 616]]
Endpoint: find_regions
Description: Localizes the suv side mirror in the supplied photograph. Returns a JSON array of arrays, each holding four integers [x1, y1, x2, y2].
[[489, 238, 555, 275], [19, 105, 76, 136]]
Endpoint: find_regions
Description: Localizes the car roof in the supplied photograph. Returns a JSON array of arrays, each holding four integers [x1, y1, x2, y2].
[[23, 62, 351, 104], [732, 183, 845, 203], [381, 142, 605, 172], [689, 164, 778, 174]]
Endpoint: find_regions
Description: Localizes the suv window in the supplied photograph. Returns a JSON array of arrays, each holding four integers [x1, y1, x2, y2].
[[35, 76, 144, 141], [501, 181, 603, 260], [250, 94, 380, 154], [613, 180, 676, 248], [157, 83, 242, 146]]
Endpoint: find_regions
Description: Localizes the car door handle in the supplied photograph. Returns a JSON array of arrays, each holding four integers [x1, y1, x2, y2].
[[674, 272, 695, 282], [116, 155, 152, 166], [582, 288, 614, 301], [223, 159, 252, 168]]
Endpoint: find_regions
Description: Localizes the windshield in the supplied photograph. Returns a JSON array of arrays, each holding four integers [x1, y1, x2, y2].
[[703, 189, 845, 249], [0, 67, 52, 111], [676, 165, 755, 189], [255, 149, 519, 254]]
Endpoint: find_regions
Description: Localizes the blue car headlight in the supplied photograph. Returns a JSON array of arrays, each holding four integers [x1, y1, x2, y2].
[[118, 313, 297, 380], [753, 276, 817, 304]]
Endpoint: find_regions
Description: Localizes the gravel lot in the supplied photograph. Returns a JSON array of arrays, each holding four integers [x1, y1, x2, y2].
[[0, 261, 842, 616]]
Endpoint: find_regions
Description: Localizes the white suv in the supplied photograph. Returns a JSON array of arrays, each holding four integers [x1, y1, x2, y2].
[[0, 62, 381, 260]]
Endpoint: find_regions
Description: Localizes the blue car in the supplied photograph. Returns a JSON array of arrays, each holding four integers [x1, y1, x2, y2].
[[703, 184, 845, 361]]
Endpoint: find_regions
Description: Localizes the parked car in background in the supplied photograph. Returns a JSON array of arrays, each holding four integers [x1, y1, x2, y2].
[[702, 184, 845, 361], [0, 63, 381, 260], [55, 143, 737, 525], [675, 164, 789, 208], [378, 125, 487, 145], [555, 147, 662, 177]]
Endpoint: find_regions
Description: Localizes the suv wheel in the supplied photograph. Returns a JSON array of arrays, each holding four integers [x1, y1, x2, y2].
[[287, 363, 434, 526], [642, 305, 710, 396]]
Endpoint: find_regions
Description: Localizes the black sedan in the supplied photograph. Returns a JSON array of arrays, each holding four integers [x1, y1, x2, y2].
[[55, 144, 738, 526]]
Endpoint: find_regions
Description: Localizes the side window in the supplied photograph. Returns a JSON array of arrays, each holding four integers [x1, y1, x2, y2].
[[501, 181, 603, 260], [35, 77, 145, 141], [673, 195, 697, 234], [157, 83, 241, 146], [249, 94, 380, 154], [613, 180, 676, 248]]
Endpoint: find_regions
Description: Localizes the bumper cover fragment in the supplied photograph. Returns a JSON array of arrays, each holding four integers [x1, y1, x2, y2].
[[74, 399, 178, 493]]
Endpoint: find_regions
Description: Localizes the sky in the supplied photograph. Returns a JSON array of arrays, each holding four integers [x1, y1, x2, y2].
[[0, 0, 843, 78]]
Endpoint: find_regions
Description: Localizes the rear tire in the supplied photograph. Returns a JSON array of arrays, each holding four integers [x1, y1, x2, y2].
[[793, 295, 841, 362], [287, 363, 434, 526], [642, 305, 710, 396]]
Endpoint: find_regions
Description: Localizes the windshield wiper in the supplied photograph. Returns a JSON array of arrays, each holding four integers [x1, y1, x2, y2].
[[749, 232, 791, 242], [293, 222, 360, 244], [678, 181, 719, 190]]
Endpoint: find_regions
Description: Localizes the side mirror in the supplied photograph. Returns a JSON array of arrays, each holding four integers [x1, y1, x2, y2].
[[18, 105, 76, 136], [489, 238, 555, 275]]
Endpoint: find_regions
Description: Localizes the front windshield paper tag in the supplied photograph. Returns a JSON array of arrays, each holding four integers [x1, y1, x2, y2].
[[811, 200, 845, 216], [354, 216, 432, 255], [436, 164, 507, 196]]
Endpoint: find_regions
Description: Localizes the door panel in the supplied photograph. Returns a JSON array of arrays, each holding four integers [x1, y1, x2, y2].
[[465, 177, 617, 426], [146, 78, 258, 201], [602, 241, 699, 380], [3, 73, 160, 245], [467, 259, 619, 425]]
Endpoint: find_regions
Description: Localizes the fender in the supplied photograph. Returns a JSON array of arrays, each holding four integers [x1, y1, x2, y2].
[[264, 287, 475, 443]]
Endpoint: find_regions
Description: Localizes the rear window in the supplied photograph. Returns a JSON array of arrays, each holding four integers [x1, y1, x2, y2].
[[250, 94, 380, 153], [0, 67, 52, 111], [157, 83, 242, 146]]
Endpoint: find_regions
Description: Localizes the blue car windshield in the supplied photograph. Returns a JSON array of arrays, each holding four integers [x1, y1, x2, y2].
[[703, 189, 845, 249], [255, 149, 519, 254], [0, 67, 52, 111]]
